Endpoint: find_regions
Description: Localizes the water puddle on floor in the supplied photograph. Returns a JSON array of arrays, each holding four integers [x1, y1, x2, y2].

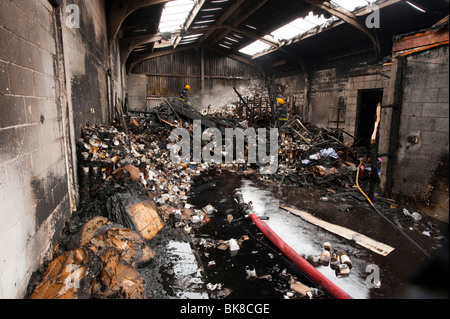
[[165, 241, 209, 299], [240, 180, 371, 299], [187, 171, 444, 299]]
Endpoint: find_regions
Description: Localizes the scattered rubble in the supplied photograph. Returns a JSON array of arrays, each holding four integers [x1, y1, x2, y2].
[[307, 242, 353, 279], [27, 92, 445, 299], [30, 215, 153, 300], [258, 116, 365, 191], [28, 116, 218, 299]]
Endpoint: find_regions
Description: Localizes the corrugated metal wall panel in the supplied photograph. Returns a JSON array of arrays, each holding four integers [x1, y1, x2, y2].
[[135, 50, 201, 75], [147, 76, 202, 96], [134, 48, 261, 97], [205, 51, 259, 78]]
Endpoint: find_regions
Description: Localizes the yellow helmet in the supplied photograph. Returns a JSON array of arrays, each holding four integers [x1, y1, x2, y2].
[[185, 85, 191, 90], [277, 98, 286, 105]]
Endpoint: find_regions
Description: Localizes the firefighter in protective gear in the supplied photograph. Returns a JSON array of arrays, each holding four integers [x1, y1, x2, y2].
[[180, 85, 190, 102], [277, 98, 288, 131]]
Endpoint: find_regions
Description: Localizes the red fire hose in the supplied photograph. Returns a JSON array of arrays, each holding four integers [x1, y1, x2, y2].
[[249, 213, 353, 300]]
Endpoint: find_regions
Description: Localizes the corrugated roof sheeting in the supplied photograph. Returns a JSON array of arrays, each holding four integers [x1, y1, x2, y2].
[[124, 0, 449, 74]]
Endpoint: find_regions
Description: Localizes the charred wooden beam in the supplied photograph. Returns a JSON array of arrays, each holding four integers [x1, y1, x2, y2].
[[120, 34, 164, 64], [108, 0, 170, 42], [304, 0, 380, 56], [198, 0, 249, 46], [127, 45, 197, 73], [250, 0, 402, 60]]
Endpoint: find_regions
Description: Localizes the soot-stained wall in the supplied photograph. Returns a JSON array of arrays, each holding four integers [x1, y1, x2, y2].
[[392, 45, 449, 216], [0, 0, 70, 299], [0, 0, 124, 298]]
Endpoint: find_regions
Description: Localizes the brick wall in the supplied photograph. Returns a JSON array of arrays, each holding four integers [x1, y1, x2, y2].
[[0, 0, 123, 298], [393, 28, 449, 54], [307, 68, 349, 128], [392, 45, 449, 203], [0, 0, 71, 299], [59, 0, 114, 136]]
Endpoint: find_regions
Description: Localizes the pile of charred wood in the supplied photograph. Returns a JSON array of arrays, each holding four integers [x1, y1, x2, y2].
[[28, 119, 218, 299]]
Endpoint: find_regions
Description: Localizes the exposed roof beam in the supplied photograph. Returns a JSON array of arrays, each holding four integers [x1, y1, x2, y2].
[[127, 45, 197, 73], [250, 0, 404, 61], [197, 0, 247, 45], [251, 0, 403, 59], [120, 34, 163, 64], [203, 45, 264, 75], [304, 0, 380, 56], [227, 26, 279, 47], [202, 0, 269, 46], [121, 27, 224, 63], [173, 0, 207, 49], [127, 44, 264, 76], [108, 0, 170, 42], [231, 5, 314, 53]]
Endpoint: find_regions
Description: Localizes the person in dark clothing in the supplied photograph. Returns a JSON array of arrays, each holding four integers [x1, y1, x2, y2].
[[180, 85, 190, 102]]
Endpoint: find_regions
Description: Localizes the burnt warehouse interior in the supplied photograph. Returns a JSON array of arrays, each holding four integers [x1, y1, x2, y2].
[[0, 0, 449, 301]]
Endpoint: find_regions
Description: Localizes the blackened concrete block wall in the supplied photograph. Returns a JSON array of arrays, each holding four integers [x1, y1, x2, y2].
[[0, 0, 123, 298], [273, 46, 448, 221], [0, 0, 70, 299], [59, 0, 113, 135], [392, 46, 449, 212]]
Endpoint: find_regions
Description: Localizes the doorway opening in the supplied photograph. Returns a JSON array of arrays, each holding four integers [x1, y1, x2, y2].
[[355, 89, 383, 152]]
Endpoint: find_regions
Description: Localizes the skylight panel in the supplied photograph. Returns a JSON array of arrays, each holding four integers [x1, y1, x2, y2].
[[158, 0, 196, 33], [303, 12, 329, 26], [239, 40, 271, 56], [219, 43, 232, 49], [266, 11, 328, 42], [182, 33, 204, 39], [269, 20, 309, 41], [201, 7, 223, 12]]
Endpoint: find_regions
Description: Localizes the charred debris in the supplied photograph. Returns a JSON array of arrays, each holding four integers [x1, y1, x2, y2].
[[26, 91, 444, 300]]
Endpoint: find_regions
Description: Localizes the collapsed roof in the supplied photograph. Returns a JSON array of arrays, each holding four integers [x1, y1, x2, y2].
[[110, 0, 449, 73]]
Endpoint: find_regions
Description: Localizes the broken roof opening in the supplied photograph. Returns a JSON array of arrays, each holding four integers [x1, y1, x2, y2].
[[268, 12, 329, 42], [239, 11, 328, 57], [239, 0, 377, 58]]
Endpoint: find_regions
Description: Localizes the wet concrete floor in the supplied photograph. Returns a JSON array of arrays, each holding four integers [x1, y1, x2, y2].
[[177, 171, 448, 300]]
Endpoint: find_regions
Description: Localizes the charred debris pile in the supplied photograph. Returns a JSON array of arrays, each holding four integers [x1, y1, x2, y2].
[[27, 120, 217, 299], [27, 99, 443, 299]]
